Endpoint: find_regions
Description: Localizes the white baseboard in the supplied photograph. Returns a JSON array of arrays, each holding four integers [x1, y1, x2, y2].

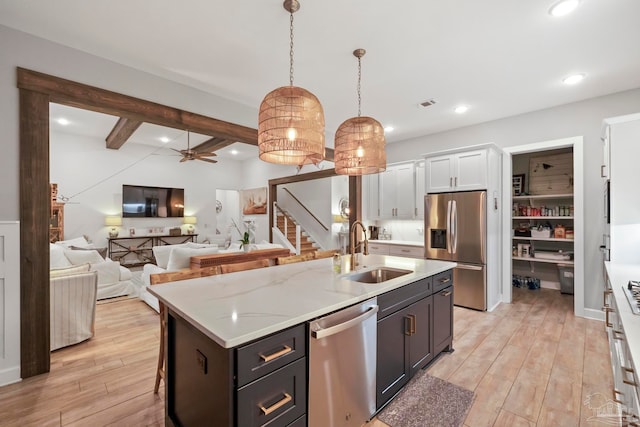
[[583, 308, 605, 321], [0, 366, 21, 387]]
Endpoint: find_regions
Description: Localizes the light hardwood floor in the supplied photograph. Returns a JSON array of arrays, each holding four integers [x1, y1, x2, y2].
[[0, 288, 611, 426]]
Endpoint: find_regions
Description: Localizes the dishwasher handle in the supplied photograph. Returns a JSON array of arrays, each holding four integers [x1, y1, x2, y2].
[[311, 305, 379, 340]]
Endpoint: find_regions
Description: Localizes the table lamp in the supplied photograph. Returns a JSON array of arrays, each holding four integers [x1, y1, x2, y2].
[[183, 216, 197, 235], [105, 216, 122, 238]]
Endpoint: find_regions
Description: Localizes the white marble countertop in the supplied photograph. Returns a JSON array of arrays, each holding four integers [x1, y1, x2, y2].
[[369, 239, 425, 247], [604, 262, 640, 381], [149, 254, 455, 348]]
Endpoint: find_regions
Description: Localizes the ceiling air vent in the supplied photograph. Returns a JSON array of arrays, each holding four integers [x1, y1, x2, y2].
[[420, 99, 437, 108]]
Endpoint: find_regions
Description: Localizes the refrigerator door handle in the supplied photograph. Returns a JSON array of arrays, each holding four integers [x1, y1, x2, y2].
[[451, 200, 458, 254], [446, 200, 452, 254], [480, 191, 486, 263], [455, 263, 483, 271]]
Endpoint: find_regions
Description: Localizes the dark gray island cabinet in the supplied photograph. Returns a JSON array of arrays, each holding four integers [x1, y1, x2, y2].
[[162, 267, 454, 427], [376, 269, 453, 409]]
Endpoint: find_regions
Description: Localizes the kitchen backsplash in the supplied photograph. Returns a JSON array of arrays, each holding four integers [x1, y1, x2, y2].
[[367, 220, 424, 242]]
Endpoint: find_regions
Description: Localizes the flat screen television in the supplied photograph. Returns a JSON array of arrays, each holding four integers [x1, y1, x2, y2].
[[122, 185, 184, 218]]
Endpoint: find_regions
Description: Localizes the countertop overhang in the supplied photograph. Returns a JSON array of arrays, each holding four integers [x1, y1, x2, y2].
[[149, 254, 456, 348]]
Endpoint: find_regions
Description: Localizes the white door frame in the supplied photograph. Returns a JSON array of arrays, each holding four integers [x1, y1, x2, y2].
[[501, 136, 584, 317]]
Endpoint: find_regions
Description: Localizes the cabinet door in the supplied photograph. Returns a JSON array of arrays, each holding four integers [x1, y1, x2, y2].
[[425, 155, 453, 193], [364, 173, 380, 220], [415, 161, 425, 218], [379, 168, 397, 218], [376, 309, 410, 409], [433, 285, 453, 354], [395, 163, 415, 218], [407, 296, 433, 377], [454, 150, 487, 191]]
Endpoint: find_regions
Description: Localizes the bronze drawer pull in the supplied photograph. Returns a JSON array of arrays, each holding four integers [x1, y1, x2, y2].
[[404, 316, 412, 336], [602, 306, 612, 328], [259, 345, 292, 363], [622, 366, 638, 386], [259, 392, 292, 415], [441, 290, 452, 297], [408, 314, 416, 335], [603, 288, 612, 306], [439, 277, 451, 284], [613, 329, 625, 341]]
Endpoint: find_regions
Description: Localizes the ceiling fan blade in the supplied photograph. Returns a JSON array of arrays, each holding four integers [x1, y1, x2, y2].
[[170, 148, 183, 154], [198, 157, 218, 164], [194, 152, 217, 158], [179, 157, 189, 163]]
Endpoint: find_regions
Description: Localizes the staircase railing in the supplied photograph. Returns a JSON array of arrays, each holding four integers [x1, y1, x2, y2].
[[281, 188, 329, 232], [273, 202, 301, 254], [277, 188, 332, 250]]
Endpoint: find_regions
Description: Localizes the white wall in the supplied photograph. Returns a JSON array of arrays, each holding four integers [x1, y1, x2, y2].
[[385, 88, 640, 311], [50, 131, 245, 245]]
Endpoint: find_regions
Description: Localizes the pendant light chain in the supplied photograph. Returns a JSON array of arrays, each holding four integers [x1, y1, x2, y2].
[[357, 54, 362, 117], [289, 11, 295, 86]]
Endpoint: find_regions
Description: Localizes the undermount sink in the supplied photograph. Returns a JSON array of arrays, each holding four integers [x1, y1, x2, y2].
[[346, 267, 413, 284]]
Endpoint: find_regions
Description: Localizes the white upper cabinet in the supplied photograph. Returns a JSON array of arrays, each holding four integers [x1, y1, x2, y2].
[[425, 148, 488, 193], [415, 160, 425, 219], [379, 162, 415, 219]]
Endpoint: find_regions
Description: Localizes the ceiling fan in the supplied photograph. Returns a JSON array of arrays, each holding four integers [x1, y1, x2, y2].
[[172, 131, 218, 164]]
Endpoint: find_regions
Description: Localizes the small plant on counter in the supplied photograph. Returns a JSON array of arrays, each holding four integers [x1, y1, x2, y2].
[[239, 231, 250, 250]]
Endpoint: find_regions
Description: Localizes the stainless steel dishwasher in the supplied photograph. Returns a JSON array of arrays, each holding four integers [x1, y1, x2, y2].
[[308, 297, 378, 427]]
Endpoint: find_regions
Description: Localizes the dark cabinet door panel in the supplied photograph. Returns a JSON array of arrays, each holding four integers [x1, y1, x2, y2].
[[408, 296, 433, 377], [376, 309, 410, 408], [433, 285, 453, 354]]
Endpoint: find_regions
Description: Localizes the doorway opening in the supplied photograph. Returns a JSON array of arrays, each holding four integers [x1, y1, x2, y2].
[[501, 137, 585, 317]]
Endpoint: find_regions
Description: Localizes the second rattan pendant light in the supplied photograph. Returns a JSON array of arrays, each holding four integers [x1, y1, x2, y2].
[[334, 49, 386, 175], [258, 0, 325, 166]]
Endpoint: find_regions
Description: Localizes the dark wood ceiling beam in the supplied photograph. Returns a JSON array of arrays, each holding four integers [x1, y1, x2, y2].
[[193, 137, 234, 153], [105, 117, 141, 149], [324, 147, 334, 163], [17, 67, 258, 145]]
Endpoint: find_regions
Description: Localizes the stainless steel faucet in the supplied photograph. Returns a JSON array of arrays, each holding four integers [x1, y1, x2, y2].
[[350, 220, 369, 269]]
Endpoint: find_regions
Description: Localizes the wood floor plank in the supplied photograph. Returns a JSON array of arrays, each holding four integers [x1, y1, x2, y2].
[[493, 409, 536, 427]]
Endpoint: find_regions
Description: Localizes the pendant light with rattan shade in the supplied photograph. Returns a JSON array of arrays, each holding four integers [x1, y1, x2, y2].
[[258, 0, 325, 165], [334, 49, 386, 175]]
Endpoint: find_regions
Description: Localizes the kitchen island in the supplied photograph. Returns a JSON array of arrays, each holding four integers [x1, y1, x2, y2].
[[150, 254, 456, 427]]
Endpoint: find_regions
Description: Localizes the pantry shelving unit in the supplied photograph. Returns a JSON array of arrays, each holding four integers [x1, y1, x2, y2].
[[512, 193, 574, 267]]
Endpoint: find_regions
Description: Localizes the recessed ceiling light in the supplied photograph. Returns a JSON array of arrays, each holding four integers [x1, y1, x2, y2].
[[384, 126, 394, 133], [563, 73, 585, 85], [56, 118, 70, 126], [230, 149, 239, 155], [160, 136, 170, 143], [549, 0, 579, 17], [454, 105, 469, 114]]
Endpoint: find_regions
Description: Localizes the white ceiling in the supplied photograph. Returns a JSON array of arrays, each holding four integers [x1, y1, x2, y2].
[[4, 0, 640, 144]]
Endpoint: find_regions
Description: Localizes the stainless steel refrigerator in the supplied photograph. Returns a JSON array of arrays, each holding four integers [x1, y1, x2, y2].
[[425, 191, 487, 310]]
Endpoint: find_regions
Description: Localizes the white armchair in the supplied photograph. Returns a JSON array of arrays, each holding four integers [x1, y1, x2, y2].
[[50, 270, 98, 351]]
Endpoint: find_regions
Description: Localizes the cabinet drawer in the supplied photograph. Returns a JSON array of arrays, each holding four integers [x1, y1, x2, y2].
[[389, 245, 424, 259], [378, 276, 432, 319], [432, 269, 453, 293], [368, 244, 390, 255], [288, 415, 306, 427], [237, 324, 306, 387], [237, 358, 306, 427]]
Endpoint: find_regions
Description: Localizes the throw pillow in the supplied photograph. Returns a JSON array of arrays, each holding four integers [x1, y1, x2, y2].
[[70, 245, 108, 259], [63, 249, 104, 265], [50, 263, 91, 278], [50, 243, 72, 269], [152, 243, 189, 269], [166, 246, 220, 271], [55, 236, 90, 248]]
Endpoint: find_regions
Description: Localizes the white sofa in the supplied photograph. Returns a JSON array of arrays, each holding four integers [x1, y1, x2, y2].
[[140, 241, 284, 312], [50, 265, 98, 350], [51, 237, 136, 300]]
